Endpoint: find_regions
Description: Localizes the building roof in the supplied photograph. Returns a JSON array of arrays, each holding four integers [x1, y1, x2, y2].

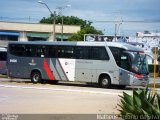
[[0, 21, 80, 34]]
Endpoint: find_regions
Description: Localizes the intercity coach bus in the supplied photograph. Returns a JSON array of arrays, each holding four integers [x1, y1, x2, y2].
[[7, 41, 149, 88]]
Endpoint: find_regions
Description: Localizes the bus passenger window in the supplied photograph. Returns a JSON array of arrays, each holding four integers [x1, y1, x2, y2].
[[75, 47, 89, 59], [0, 52, 7, 61], [48, 46, 57, 58], [35, 46, 46, 57], [10, 45, 25, 56], [24, 45, 36, 57], [109, 47, 122, 66], [57, 46, 74, 59], [91, 47, 109, 60]]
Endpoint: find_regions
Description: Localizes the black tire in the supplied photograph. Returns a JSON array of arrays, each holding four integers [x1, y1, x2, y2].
[[99, 76, 111, 88], [31, 71, 42, 83]]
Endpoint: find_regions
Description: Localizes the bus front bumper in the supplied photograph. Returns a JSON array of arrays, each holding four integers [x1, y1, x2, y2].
[[130, 77, 149, 86]]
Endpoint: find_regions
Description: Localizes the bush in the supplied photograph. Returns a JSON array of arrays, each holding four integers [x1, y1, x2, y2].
[[118, 87, 160, 120], [148, 64, 159, 73], [148, 64, 160, 77]]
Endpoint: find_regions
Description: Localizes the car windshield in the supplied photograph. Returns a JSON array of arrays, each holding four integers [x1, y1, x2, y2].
[[128, 52, 149, 75]]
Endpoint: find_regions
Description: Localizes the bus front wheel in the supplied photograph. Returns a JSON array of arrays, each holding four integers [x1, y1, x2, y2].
[[99, 76, 111, 88], [31, 71, 42, 83]]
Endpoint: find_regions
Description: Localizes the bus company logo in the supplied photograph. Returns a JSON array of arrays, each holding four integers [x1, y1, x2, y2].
[[65, 62, 68, 65], [9, 59, 17, 63]]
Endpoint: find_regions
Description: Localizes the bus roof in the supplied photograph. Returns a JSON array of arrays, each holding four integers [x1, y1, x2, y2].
[[8, 41, 143, 52], [107, 42, 144, 52]]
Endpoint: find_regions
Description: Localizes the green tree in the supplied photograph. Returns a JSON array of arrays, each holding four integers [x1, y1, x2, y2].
[[40, 15, 103, 41], [40, 16, 92, 29], [68, 25, 103, 41]]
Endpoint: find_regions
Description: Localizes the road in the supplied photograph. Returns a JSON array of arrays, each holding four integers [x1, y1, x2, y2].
[[0, 77, 134, 115], [0, 77, 159, 120]]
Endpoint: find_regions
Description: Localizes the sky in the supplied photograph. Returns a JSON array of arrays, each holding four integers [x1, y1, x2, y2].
[[0, 0, 160, 36]]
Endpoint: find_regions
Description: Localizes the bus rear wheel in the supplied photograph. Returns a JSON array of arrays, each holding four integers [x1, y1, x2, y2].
[[99, 76, 111, 88], [31, 71, 42, 83]]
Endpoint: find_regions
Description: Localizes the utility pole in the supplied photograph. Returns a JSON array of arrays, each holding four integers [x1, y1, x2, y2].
[[38, 1, 56, 41], [56, 5, 71, 41]]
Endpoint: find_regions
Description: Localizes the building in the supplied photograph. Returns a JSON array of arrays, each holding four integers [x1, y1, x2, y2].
[[128, 31, 160, 64], [0, 21, 81, 47]]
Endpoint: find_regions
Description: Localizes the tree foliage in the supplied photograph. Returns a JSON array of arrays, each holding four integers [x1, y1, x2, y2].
[[40, 15, 103, 41]]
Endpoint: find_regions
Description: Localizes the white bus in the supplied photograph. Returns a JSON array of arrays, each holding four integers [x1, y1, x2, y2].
[[7, 41, 149, 88], [0, 47, 7, 75]]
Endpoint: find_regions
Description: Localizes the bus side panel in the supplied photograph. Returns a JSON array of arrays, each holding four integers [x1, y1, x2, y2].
[[43, 58, 68, 81], [59, 58, 120, 84], [118, 68, 130, 85], [74, 59, 92, 82], [8, 57, 28, 78], [57, 59, 94, 82], [8, 55, 34, 78], [48, 58, 61, 80], [23, 57, 57, 81], [0, 50, 7, 75], [8, 55, 71, 81], [57, 59, 75, 81], [0, 61, 7, 75], [56, 48, 122, 84], [104, 47, 120, 85], [7, 55, 46, 79], [96, 61, 117, 84]]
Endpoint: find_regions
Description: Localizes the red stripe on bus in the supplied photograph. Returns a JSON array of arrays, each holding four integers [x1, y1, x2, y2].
[[43, 58, 55, 80]]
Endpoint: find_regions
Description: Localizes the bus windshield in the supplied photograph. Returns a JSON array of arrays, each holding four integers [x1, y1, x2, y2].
[[109, 47, 149, 75], [128, 52, 149, 75]]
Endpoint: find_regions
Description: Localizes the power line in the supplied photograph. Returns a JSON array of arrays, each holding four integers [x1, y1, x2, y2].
[[1, 16, 160, 23], [90, 20, 160, 23], [0, 16, 40, 22]]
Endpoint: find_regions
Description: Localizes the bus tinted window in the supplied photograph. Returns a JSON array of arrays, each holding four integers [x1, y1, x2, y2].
[[9, 44, 25, 56], [91, 47, 109, 60], [48, 46, 57, 58], [8, 44, 108, 60], [24, 45, 36, 57], [75, 47, 90, 59], [35, 45, 47, 57], [0, 52, 7, 61], [57, 46, 74, 58], [120, 53, 131, 71], [109, 47, 122, 66]]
